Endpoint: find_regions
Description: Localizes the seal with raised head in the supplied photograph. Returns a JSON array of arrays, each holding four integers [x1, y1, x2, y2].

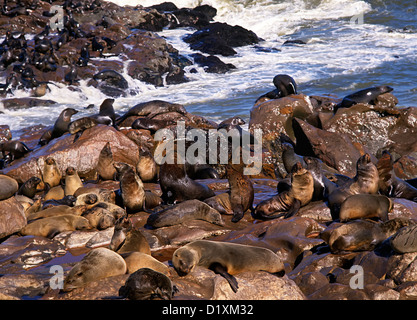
[[255, 74, 297, 103], [95, 142, 117, 181], [225, 162, 254, 223], [119, 268, 175, 300], [64, 167, 83, 196], [159, 161, 215, 204], [327, 153, 379, 217], [42, 157, 62, 188], [334, 85, 394, 112], [63, 247, 127, 292], [17, 176, 42, 198], [338, 194, 393, 222], [377, 150, 417, 202], [39, 107, 78, 145], [146, 199, 224, 228], [109, 216, 151, 254], [21, 214, 91, 238], [116, 100, 187, 125], [115, 162, 146, 213], [252, 162, 314, 220], [172, 240, 284, 293], [136, 148, 157, 183]]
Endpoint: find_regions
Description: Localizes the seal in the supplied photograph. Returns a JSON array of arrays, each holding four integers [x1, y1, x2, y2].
[[97, 98, 117, 127], [119, 268, 175, 300], [159, 161, 215, 204], [43, 186, 65, 201], [63, 247, 127, 292], [82, 206, 116, 230], [377, 150, 417, 202], [64, 167, 83, 196], [0, 140, 31, 163], [39, 108, 78, 145], [204, 192, 233, 215], [17, 176, 42, 198], [146, 199, 224, 228], [172, 240, 284, 292], [131, 117, 176, 133], [116, 100, 187, 125], [68, 117, 112, 142], [335, 85, 394, 111], [109, 216, 151, 255], [121, 252, 170, 275], [252, 162, 314, 220], [390, 222, 417, 253], [323, 218, 414, 253], [136, 148, 158, 182], [0, 174, 19, 200], [95, 142, 117, 181], [255, 74, 297, 103], [20, 214, 91, 238], [327, 153, 379, 217], [338, 194, 393, 222], [225, 162, 254, 223], [42, 157, 62, 188], [27, 205, 87, 222], [115, 162, 146, 213]]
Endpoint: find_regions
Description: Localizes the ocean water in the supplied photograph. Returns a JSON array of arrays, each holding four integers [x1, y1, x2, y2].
[[0, 0, 416, 138]]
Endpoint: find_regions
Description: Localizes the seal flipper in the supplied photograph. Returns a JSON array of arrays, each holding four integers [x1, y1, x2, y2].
[[284, 199, 301, 218], [210, 262, 239, 293], [73, 130, 84, 143]]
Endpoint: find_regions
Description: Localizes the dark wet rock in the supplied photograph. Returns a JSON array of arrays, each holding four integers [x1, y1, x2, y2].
[[390, 198, 417, 220], [183, 22, 260, 56], [190, 53, 236, 74], [1, 98, 57, 110], [0, 196, 26, 239], [1, 125, 139, 183], [307, 283, 369, 300]]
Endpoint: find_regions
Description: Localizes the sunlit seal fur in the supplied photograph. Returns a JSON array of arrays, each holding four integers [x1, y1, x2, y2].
[[338, 194, 393, 222], [115, 162, 146, 213], [95, 142, 117, 181], [109, 217, 151, 254], [64, 166, 83, 196], [42, 157, 62, 188]]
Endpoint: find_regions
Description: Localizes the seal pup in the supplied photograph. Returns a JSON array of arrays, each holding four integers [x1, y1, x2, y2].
[[63, 247, 127, 292], [109, 217, 151, 254], [21, 214, 91, 238], [119, 268, 175, 300], [146, 199, 224, 228], [252, 162, 314, 220], [115, 162, 146, 213], [116, 100, 187, 125], [225, 162, 254, 223], [0, 174, 19, 200], [327, 153, 379, 217], [64, 167, 83, 196], [0, 140, 31, 162], [95, 142, 117, 181], [17, 176, 42, 198], [334, 85, 394, 112], [338, 194, 393, 222], [377, 150, 417, 202], [42, 157, 62, 188], [172, 240, 284, 293], [136, 148, 157, 182]]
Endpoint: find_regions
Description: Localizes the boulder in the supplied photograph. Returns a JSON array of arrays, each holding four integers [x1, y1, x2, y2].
[[0, 197, 26, 239], [1, 125, 140, 183]]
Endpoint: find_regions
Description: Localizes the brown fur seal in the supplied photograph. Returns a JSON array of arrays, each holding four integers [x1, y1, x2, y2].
[[204, 192, 233, 215], [136, 148, 157, 182], [115, 162, 146, 213], [0, 140, 31, 163], [17, 177, 42, 198], [132, 117, 176, 133], [327, 153, 379, 218], [339, 194, 393, 222], [82, 206, 116, 230], [252, 162, 314, 220], [63, 247, 127, 292], [119, 268, 175, 300], [172, 240, 284, 292], [377, 150, 417, 201], [146, 199, 224, 228], [44, 186, 65, 201], [121, 252, 170, 275], [322, 218, 414, 253], [335, 85, 394, 111], [109, 217, 151, 254], [21, 214, 91, 238], [40, 108, 78, 145], [27, 205, 86, 222], [116, 100, 187, 125], [95, 142, 117, 181], [225, 162, 254, 223], [159, 161, 215, 204], [64, 167, 83, 196], [390, 222, 417, 253], [303, 156, 338, 200], [0, 174, 19, 200], [42, 157, 62, 188]]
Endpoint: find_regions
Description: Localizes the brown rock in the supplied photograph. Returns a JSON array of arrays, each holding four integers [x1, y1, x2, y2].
[[1, 125, 140, 183], [0, 197, 26, 239]]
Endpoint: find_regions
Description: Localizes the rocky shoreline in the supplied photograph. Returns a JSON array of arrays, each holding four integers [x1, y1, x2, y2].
[[1, 0, 417, 302]]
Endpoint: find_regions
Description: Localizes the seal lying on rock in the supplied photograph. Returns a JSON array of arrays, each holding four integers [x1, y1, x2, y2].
[[338, 194, 393, 222], [172, 240, 284, 293]]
